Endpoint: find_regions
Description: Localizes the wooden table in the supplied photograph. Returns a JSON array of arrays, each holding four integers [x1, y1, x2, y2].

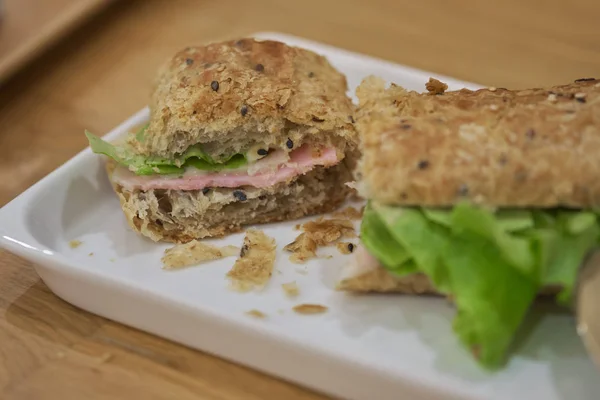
[[1, 0, 599, 398]]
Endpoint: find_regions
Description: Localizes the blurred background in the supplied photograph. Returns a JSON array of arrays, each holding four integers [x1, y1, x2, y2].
[[0, 1, 599, 399]]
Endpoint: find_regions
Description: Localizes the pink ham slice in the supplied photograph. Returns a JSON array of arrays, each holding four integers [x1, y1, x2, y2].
[[111, 144, 340, 191]]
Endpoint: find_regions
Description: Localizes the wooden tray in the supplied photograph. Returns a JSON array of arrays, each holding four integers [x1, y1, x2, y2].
[[0, 0, 112, 83]]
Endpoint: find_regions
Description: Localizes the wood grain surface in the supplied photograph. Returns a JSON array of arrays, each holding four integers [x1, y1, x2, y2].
[[0, 0, 599, 399], [0, 0, 111, 83]]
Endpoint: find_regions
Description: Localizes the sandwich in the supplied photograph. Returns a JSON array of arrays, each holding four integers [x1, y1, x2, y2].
[[339, 76, 600, 368], [85, 38, 358, 242]]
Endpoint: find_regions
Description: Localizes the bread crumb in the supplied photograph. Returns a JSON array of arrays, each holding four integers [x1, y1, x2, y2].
[[294, 224, 302, 230], [426, 78, 448, 95], [277, 309, 285, 315], [284, 232, 317, 263], [285, 218, 357, 264], [109, 258, 115, 262], [282, 281, 300, 297], [336, 242, 355, 254], [301, 218, 356, 246], [227, 229, 276, 292], [331, 206, 363, 220], [69, 240, 82, 249], [162, 241, 238, 269], [293, 304, 328, 315], [246, 309, 267, 319], [295, 268, 308, 275], [88, 252, 94, 257]]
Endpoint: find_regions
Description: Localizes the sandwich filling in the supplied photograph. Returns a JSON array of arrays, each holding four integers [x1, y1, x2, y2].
[[86, 131, 340, 191], [360, 201, 600, 368]]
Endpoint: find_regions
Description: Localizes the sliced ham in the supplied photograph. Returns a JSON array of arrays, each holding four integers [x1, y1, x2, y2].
[[111, 144, 340, 191]]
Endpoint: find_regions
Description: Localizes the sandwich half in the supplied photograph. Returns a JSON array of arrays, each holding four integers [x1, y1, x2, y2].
[[86, 38, 358, 242], [339, 76, 600, 367]]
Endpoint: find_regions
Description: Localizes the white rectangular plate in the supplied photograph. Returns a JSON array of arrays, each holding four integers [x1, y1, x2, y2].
[[1, 32, 598, 400]]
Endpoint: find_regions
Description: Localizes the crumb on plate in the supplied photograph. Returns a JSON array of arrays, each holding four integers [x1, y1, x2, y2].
[[88, 252, 94, 257], [69, 240, 82, 249], [292, 304, 328, 315], [301, 218, 356, 246], [227, 229, 276, 292], [284, 232, 317, 264], [282, 281, 300, 297], [246, 309, 267, 319], [336, 242, 355, 255], [162, 240, 238, 269]]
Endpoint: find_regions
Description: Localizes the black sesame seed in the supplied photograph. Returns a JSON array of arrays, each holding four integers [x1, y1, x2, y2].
[[192, 110, 197, 115], [257, 148, 268, 156], [258, 195, 267, 200], [526, 129, 536, 139], [347, 243, 354, 253], [240, 105, 248, 117], [240, 244, 248, 257], [286, 138, 294, 149], [312, 116, 325, 122], [233, 190, 247, 201], [185, 58, 194, 65], [575, 78, 596, 82], [457, 184, 469, 196], [202, 188, 211, 195], [308, 72, 315, 78], [211, 81, 219, 91], [576, 97, 587, 103], [417, 160, 430, 169], [349, 115, 355, 123], [255, 63, 265, 72], [400, 124, 412, 130], [400, 192, 408, 200]]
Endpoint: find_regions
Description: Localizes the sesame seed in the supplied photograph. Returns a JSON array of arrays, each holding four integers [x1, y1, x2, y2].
[[575, 78, 596, 82], [312, 116, 325, 122], [347, 243, 354, 253], [400, 192, 408, 200], [400, 124, 412, 130], [547, 94, 558, 103], [488, 87, 497, 92], [257, 148, 268, 156], [211, 81, 219, 91], [575, 92, 586, 99], [349, 115, 355, 123], [286, 138, 294, 149], [417, 160, 430, 169], [489, 104, 499, 111], [526, 129, 536, 139], [240, 244, 248, 257], [258, 195, 267, 200], [202, 188, 210, 195], [233, 190, 247, 201], [457, 184, 469, 196], [576, 97, 587, 103], [185, 58, 194, 65], [308, 72, 315, 78], [255, 63, 265, 72], [240, 105, 248, 116]]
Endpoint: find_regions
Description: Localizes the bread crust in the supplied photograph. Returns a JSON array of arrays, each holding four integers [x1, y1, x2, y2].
[[337, 265, 561, 297], [356, 76, 600, 208], [138, 38, 356, 158]]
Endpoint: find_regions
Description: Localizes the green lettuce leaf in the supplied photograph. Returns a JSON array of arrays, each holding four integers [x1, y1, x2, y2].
[[85, 130, 247, 175], [361, 201, 600, 369]]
